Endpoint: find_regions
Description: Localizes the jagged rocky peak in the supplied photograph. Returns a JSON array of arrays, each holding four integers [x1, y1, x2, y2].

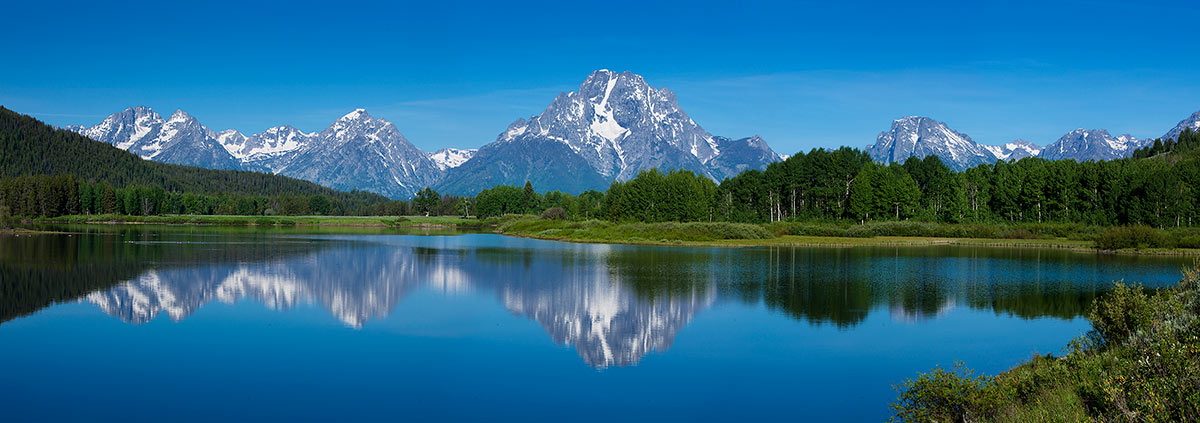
[[1040, 128, 1146, 161], [868, 116, 998, 171], [706, 135, 785, 180], [214, 129, 246, 145], [79, 105, 165, 149], [503, 69, 721, 179], [985, 139, 1042, 161], [427, 148, 477, 171], [280, 108, 442, 199], [320, 108, 401, 144], [72, 105, 444, 198], [434, 69, 780, 196], [160, 109, 205, 138], [339, 108, 371, 122], [1161, 109, 1200, 142], [70, 105, 242, 170], [224, 125, 312, 162]]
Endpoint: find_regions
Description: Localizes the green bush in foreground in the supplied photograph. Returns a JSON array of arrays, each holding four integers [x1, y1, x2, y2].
[[891, 265, 1200, 422]]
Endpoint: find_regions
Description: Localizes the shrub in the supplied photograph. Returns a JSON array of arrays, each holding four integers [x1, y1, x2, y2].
[[1094, 225, 1170, 250], [890, 363, 999, 422], [1086, 282, 1154, 348], [1179, 235, 1200, 249], [540, 207, 567, 220]]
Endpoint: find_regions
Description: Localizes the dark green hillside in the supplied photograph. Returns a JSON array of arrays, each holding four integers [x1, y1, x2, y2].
[[0, 106, 384, 201], [0, 106, 397, 215]]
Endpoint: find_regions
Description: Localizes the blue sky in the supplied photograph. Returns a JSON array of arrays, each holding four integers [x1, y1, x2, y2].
[[2, 0, 1198, 155]]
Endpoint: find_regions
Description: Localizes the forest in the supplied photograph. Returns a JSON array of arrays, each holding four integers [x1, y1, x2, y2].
[[4, 103, 1200, 233], [469, 128, 1200, 230]]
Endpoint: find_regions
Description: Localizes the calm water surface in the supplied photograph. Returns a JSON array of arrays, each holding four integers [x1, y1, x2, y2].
[[0, 226, 1192, 421]]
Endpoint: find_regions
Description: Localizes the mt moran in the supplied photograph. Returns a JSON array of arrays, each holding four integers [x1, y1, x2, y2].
[[68, 70, 782, 199]]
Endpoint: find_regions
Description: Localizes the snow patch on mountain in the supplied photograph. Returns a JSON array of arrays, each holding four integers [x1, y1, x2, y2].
[[868, 116, 998, 170], [427, 148, 477, 171], [438, 69, 777, 195], [983, 139, 1042, 161], [1040, 129, 1147, 161]]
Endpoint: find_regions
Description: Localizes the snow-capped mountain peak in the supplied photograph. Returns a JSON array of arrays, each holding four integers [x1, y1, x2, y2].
[[339, 108, 370, 122], [70, 106, 241, 169], [274, 109, 441, 198], [428, 148, 478, 171], [167, 109, 196, 123], [219, 125, 313, 169], [435, 70, 780, 195], [1040, 129, 1147, 161], [214, 129, 247, 155], [494, 69, 729, 180], [1161, 109, 1200, 142], [80, 105, 164, 150], [984, 139, 1042, 161], [868, 116, 998, 170]]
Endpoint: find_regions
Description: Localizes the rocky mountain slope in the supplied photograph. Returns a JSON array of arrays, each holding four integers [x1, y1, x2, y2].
[[435, 70, 781, 195]]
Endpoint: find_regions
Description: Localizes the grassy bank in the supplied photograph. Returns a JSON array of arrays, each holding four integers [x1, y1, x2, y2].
[[23, 214, 1200, 254], [495, 216, 772, 244], [890, 265, 1200, 422], [35, 214, 496, 228], [496, 217, 1200, 254]]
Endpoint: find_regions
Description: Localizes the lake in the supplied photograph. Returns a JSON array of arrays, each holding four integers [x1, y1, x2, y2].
[[0, 226, 1192, 421]]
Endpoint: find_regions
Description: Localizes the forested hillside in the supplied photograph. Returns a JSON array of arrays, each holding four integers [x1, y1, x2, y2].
[[0, 107, 398, 216]]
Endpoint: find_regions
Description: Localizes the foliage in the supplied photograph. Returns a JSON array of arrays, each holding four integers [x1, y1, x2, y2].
[[498, 217, 772, 243], [890, 363, 999, 422], [1095, 225, 1173, 250], [602, 169, 717, 223], [1133, 127, 1200, 159], [412, 187, 441, 216], [718, 146, 1200, 229], [891, 265, 1200, 422], [540, 206, 566, 220]]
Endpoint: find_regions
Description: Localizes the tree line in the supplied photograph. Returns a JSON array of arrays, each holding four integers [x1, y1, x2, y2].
[[0, 174, 417, 218], [5, 104, 1199, 228], [471, 140, 1200, 228]]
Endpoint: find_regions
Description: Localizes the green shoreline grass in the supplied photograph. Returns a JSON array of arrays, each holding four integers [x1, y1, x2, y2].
[[32, 214, 492, 228], [493, 217, 1200, 255], [22, 214, 1200, 255]]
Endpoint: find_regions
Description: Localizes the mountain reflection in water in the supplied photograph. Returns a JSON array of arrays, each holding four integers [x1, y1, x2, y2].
[[0, 229, 1186, 369]]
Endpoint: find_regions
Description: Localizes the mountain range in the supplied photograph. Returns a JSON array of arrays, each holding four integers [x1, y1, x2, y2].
[[68, 70, 782, 198], [866, 112, 1199, 170], [64, 70, 1199, 196]]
